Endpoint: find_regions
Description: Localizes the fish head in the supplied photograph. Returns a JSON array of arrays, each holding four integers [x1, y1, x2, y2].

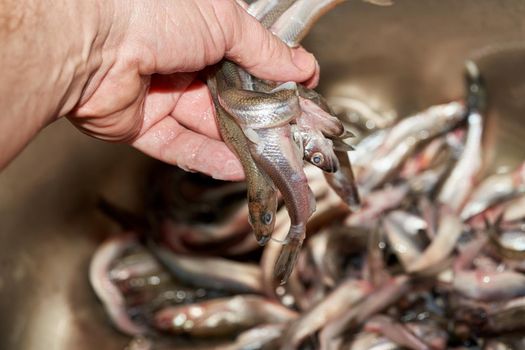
[[248, 190, 278, 246], [303, 132, 340, 173]]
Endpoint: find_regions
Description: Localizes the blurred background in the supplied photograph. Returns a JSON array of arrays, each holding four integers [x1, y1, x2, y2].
[[2, 1, 525, 348]]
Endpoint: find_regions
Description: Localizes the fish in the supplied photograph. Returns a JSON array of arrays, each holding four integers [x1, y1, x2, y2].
[[253, 124, 315, 284], [484, 296, 525, 333], [487, 217, 525, 260], [346, 332, 401, 350], [320, 275, 411, 349], [453, 270, 525, 302], [502, 193, 525, 222], [350, 129, 389, 171], [387, 210, 428, 235], [345, 183, 409, 227], [216, 61, 314, 286], [175, 202, 252, 247], [364, 224, 390, 288], [153, 295, 297, 337], [383, 214, 424, 271], [224, 324, 285, 350], [328, 95, 395, 131], [375, 102, 465, 161], [359, 102, 466, 192], [297, 87, 346, 139], [109, 250, 162, 283], [363, 315, 431, 350], [438, 62, 486, 213], [399, 137, 448, 179], [249, 0, 298, 28], [89, 234, 148, 335], [293, 124, 340, 173], [151, 244, 264, 294], [407, 206, 463, 274], [282, 280, 371, 349], [461, 162, 525, 220], [437, 110, 483, 213], [270, 0, 346, 47], [207, 74, 278, 245]]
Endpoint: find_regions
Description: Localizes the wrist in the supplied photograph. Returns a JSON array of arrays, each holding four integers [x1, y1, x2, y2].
[[54, 0, 114, 117]]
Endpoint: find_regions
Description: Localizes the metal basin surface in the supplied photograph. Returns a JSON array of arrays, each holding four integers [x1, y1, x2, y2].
[[2, 1, 525, 349]]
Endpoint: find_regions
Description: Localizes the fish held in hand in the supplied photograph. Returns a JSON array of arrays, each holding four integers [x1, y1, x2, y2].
[[208, 75, 278, 245]]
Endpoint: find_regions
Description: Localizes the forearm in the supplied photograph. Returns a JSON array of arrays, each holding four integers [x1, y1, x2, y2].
[[0, 0, 109, 167]]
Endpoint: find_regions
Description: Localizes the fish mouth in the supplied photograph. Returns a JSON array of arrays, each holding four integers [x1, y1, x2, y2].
[[321, 159, 340, 173], [256, 234, 272, 246]]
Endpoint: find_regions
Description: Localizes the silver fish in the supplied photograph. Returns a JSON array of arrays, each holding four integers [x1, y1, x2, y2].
[[270, 0, 346, 47], [461, 163, 525, 220], [153, 295, 297, 337], [208, 74, 278, 245], [224, 324, 285, 350], [281, 279, 371, 349], [151, 244, 263, 294], [345, 183, 409, 227], [408, 207, 462, 274], [347, 332, 400, 350], [438, 62, 486, 212], [383, 214, 424, 271], [453, 269, 525, 302], [248, 0, 298, 28], [359, 103, 466, 192], [364, 315, 431, 350], [375, 102, 465, 160], [89, 234, 147, 335]]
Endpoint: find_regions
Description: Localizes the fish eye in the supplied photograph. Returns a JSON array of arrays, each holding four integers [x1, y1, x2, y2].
[[312, 153, 324, 165], [261, 212, 273, 225]]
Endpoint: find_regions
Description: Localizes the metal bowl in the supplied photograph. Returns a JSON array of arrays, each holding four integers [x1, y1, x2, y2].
[[2, 1, 525, 349]]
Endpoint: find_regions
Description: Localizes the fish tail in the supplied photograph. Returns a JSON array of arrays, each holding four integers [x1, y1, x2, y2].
[[465, 60, 487, 114], [274, 225, 305, 285]]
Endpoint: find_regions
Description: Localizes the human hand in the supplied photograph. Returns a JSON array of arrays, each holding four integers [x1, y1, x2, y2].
[[67, 0, 319, 180]]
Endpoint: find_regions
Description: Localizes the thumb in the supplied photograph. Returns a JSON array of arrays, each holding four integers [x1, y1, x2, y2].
[[211, 0, 319, 84]]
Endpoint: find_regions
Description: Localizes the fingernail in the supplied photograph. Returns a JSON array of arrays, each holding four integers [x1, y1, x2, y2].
[[292, 47, 316, 73]]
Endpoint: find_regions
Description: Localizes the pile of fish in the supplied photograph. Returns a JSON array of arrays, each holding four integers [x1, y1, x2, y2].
[[90, 58, 525, 348], [88, 1, 525, 349]]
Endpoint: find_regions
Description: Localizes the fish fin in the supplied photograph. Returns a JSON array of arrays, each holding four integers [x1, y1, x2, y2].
[[465, 60, 487, 114], [332, 139, 355, 152], [274, 225, 305, 284], [271, 81, 298, 94], [339, 129, 356, 139], [242, 127, 261, 144], [274, 237, 304, 285]]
